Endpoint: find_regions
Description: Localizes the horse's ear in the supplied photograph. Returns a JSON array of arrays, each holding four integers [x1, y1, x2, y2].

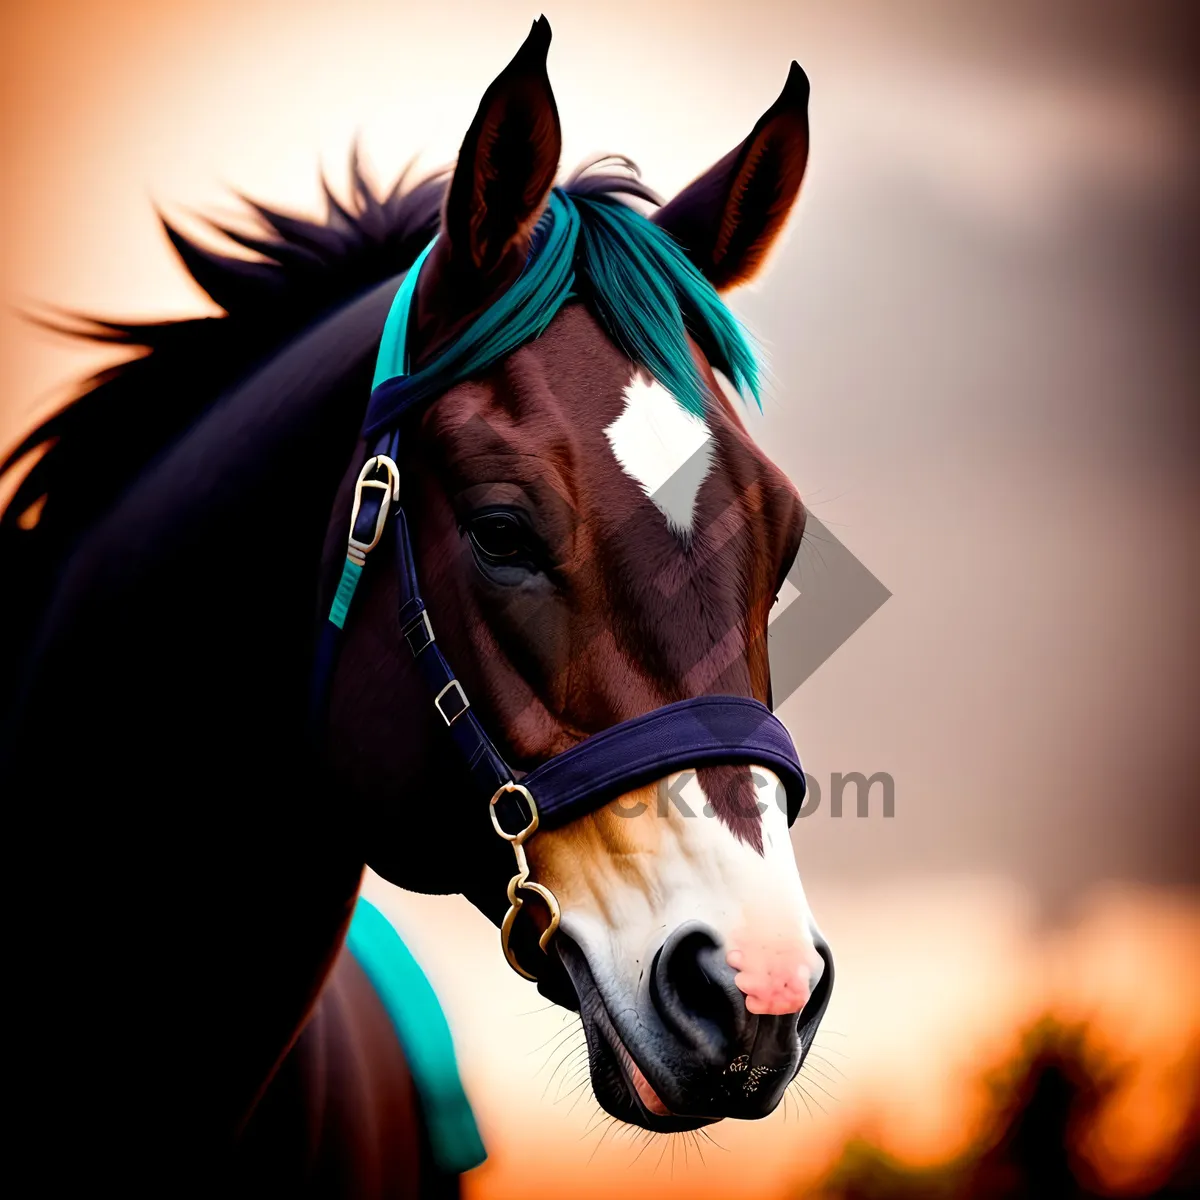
[[443, 16, 560, 275], [654, 62, 810, 291]]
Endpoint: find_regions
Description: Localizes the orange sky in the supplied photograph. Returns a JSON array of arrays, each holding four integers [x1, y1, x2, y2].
[[3, 3, 1198, 1196]]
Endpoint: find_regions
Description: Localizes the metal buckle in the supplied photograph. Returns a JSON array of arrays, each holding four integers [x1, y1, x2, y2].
[[490, 782, 561, 982], [434, 679, 469, 726], [402, 609, 435, 656], [347, 455, 401, 562]]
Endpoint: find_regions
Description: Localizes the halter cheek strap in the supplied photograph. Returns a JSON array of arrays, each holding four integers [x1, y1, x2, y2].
[[313, 240, 808, 982]]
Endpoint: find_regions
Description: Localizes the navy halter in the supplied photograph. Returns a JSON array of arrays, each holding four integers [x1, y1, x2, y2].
[[312, 231, 807, 979]]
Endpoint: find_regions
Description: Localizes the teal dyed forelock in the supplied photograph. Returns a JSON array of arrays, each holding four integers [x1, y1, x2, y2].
[[571, 193, 760, 416], [364, 188, 760, 436]]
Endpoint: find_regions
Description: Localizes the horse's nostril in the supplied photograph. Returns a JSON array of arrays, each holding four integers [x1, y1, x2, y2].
[[651, 921, 750, 1066]]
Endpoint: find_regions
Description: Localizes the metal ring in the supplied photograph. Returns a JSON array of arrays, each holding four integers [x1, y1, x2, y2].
[[499, 876, 562, 981], [499, 894, 537, 981], [489, 782, 538, 844]]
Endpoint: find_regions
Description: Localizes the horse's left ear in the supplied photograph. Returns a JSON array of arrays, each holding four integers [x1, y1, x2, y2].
[[653, 62, 810, 291]]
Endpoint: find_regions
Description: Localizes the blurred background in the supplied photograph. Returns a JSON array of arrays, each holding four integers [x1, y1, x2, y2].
[[2, 1, 1197, 1196]]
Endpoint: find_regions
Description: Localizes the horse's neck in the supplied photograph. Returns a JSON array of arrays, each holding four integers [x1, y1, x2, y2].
[[6, 283, 399, 1163]]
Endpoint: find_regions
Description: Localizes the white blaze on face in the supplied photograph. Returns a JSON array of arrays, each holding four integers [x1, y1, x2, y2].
[[603, 373, 713, 537], [527, 767, 824, 1014]]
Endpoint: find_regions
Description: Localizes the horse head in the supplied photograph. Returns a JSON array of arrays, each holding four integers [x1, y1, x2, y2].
[[323, 19, 832, 1132]]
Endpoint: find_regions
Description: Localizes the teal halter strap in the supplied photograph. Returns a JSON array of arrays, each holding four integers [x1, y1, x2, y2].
[[372, 236, 436, 390], [324, 241, 432, 634]]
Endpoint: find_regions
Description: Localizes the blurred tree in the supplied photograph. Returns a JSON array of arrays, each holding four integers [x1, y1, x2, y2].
[[806, 1018, 1199, 1200]]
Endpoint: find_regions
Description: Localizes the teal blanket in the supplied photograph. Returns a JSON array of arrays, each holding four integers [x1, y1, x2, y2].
[[345, 896, 487, 1175]]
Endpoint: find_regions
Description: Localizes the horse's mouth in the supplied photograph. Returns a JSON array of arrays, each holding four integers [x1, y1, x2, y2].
[[613, 1034, 673, 1117], [555, 934, 719, 1132], [586, 990, 716, 1130]]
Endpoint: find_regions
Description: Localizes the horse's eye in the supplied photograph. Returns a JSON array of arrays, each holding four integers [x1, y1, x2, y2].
[[467, 512, 526, 562]]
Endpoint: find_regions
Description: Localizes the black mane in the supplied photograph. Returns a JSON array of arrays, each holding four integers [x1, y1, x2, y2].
[[0, 152, 446, 707], [1, 151, 448, 552]]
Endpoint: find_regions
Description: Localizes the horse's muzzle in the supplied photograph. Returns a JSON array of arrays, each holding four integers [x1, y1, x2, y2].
[[557, 923, 834, 1129]]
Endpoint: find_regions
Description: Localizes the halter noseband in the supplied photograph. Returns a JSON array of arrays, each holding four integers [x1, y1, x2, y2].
[[312, 228, 807, 982]]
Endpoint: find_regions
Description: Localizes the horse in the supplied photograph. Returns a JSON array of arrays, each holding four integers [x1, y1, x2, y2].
[[0, 17, 832, 1196]]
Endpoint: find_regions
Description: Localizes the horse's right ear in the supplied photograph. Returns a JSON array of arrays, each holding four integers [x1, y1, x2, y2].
[[442, 16, 560, 276], [653, 62, 810, 291]]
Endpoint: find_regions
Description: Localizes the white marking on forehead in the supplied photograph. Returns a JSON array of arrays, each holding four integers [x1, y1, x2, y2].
[[603, 374, 713, 537]]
